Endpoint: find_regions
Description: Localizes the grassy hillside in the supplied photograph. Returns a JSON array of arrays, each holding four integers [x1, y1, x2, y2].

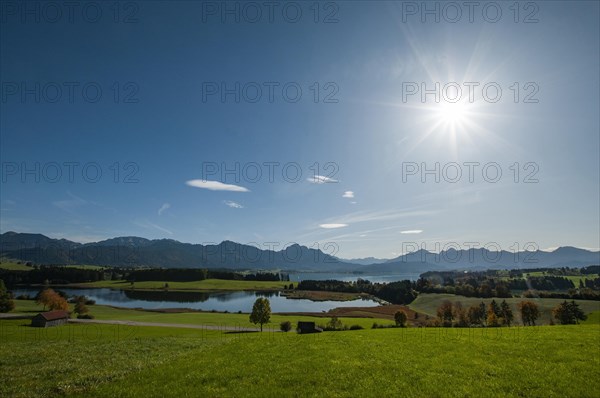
[[1, 319, 598, 397], [409, 293, 600, 324], [0, 262, 108, 271], [0, 261, 32, 271]]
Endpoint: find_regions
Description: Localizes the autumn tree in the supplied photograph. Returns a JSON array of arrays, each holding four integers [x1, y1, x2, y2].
[[486, 311, 499, 327], [249, 297, 271, 331], [453, 302, 469, 327], [488, 300, 501, 318], [394, 310, 408, 327], [552, 300, 587, 325], [36, 289, 69, 311], [436, 300, 454, 327], [518, 300, 540, 326], [467, 304, 485, 326]]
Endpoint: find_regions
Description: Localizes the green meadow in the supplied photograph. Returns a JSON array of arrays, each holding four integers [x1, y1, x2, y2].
[[1, 318, 598, 397], [0, 261, 33, 271]]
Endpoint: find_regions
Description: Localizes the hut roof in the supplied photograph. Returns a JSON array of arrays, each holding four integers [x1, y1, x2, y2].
[[37, 311, 69, 321]]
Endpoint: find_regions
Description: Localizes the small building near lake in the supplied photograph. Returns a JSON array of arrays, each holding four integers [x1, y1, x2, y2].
[[297, 321, 323, 334], [30, 311, 70, 328]]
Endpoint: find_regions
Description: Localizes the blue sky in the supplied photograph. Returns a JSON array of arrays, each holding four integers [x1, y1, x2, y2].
[[1, 1, 598, 259]]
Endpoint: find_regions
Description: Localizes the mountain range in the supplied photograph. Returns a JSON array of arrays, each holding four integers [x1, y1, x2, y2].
[[1, 231, 598, 274]]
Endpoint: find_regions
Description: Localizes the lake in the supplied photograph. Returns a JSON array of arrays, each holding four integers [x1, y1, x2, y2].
[[12, 287, 381, 313]]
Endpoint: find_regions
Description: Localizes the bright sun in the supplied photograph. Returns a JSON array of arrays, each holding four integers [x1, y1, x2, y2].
[[438, 102, 468, 126]]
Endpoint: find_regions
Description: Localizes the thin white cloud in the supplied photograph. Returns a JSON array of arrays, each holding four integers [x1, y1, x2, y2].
[[158, 203, 171, 216], [350, 201, 357, 204], [342, 191, 354, 198], [400, 230, 423, 234], [308, 175, 339, 184], [134, 220, 173, 235], [186, 180, 250, 192], [53, 192, 89, 213], [320, 223, 348, 229], [223, 200, 244, 209]]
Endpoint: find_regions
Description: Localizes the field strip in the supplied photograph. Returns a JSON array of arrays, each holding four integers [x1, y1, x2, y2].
[[66, 318, 279, 332]]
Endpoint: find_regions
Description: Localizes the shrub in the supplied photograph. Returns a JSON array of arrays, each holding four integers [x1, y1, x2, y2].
[[280, 321, 292, 332], [326, 316, 343, 331], [394, 310, 408, 327], [349, 324, 363, 330], [77, 314, 95, 319]]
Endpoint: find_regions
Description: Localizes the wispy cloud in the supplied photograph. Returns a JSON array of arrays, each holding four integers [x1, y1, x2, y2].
[[186, 180, 250, 192], [223, 200, 244, 209], [158, 203, 171, 216], [342, 191, 354, 198], [320, 223, 348, 229], [400, 230, 423, 234], [307, 175, 339, 184], [329, 208, 437, 225], [53, 192, 89, 213], [134, 220, 173, 235]]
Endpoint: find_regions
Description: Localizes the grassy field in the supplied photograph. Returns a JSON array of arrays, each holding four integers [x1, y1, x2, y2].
[[11, 300, 394, 330], [1, 318, 598, 397], [409, 293, 600, 325], [0, 261, 33, 271], [522, 271, 600, 287], [0, 262, 108, 271], [75, 278, 293, 291]]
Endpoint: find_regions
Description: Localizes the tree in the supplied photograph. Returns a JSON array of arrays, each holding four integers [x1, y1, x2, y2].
[[394, 310, 408, 327], [552, 300, 587, 325], [486, 312, 499, 327], [0, 279, 14, 313], [73, 296, 89, 316], [488, 300, 501, 318], [327, 316, 343, 331], [518, 300, 540, 326], [436, 300, 454, 327], [453, 302, 469, 327], [249, 297, 271, 331], [467, 304, 484, 326], [499, 300, 514, 326], [36, 289, 68, 311], [280, 321, 292, 332]]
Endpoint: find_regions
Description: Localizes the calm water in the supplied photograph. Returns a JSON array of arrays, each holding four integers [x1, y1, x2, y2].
[[12, 287, 381, 313]]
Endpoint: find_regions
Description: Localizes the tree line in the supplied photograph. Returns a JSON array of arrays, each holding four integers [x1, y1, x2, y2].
[[297, 279, 417, 305], [433, 299, 587, 327], [0, 266, 287, 286]]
